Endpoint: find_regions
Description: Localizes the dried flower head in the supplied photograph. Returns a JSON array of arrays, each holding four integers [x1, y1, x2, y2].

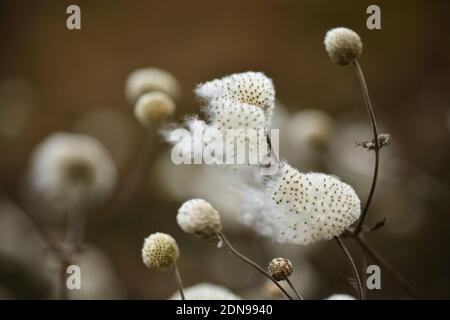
[[28, 132, 117, 211], [134, 91, 175, 126], [141, 232, 180, 271], [125, 67, 180, 104], [169, 283, 241, 300], [268, 257, 294, 281], [324, 27, 363, 65], [326, 294, 356, 300], [177, 199, 222, 239]]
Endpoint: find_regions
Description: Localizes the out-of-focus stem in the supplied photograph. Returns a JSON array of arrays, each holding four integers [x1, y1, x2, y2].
[[174, 264, 185, 300]]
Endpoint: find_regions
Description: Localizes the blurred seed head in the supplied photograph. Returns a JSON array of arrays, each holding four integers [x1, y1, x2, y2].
[[324, 27, 362, 66], [125, 67, 180, 104], [267, 257, 293, 281], [134, 91, 175, 127], [27, 132, 117, 213], [169, 282, 241, 300], [141, 232, 179, 271], [326, 293, 356, 300], [177, 199, 222, 239]]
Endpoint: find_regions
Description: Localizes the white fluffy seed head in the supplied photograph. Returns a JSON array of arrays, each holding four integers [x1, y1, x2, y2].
[[169, 283, 241, 300], [177, 199, 222, 239], [267, 257, 293, 281], [195, 72, 275, 128], [268, 163, 361, 245], [125, 67, 180, 104], [324, 27, 363, 66], [141, 232, 179, 271], [326, 294, 356, 300], [134, 91, 175, 126], [28, 132, 117, 211]]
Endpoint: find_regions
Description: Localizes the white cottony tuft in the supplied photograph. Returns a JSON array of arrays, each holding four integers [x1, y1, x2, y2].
[[169, 283, 241, 300], [240, 162, 361, 245], [268, 163, 361, 245], [196, 71, 275, 127], [177, 199, 222, 239], [164, 72, 275, 166]]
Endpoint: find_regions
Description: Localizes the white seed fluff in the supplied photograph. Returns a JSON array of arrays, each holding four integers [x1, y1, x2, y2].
[[141, 232, 180, 271], [134, 91, 175, 126], [268, 163, 361, 245], [196, 71, 275, 127], [125, 67, 180, 104], [324, 27, 363, 65], [28, 132, 117, 211], [326, 294, 356, 300], [169, 283, 241, 300], [177, 199, 222, 239]]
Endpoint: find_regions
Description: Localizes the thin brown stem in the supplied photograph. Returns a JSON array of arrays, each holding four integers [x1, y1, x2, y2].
[[352, 59, 380, 235], [107, 131, 154, 220], [361, 248, 368, 299], [335, 236, 364, 300], [218, 233, 293, 300], [4, 193, 66, 257], [355, 235, 422, 299], [3, 193, 72, 300], [286, 278, 304, 300], [174, 264, 185, 300]]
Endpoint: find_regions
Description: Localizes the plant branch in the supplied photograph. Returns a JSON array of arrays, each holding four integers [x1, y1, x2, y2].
[[335, 236, 364, 300], [286, 278, 304, 300], [218, 233, 293, 300], [352, 59, 380, 235]]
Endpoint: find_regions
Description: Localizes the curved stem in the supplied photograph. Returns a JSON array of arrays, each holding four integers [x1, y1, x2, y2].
[[174, 264, 185, 300], [286, 278, 304, 300], [352, 59, 380, 234], [335, 236, 364, 300], [218, 233, 293, 300], [355, 235, 421, 299]]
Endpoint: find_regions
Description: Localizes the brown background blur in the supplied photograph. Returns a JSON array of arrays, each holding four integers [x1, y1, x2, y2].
[[0, 0, 449, 299]]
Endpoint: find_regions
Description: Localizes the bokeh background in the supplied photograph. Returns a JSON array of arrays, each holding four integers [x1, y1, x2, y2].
[[1, 0, 449, 299]]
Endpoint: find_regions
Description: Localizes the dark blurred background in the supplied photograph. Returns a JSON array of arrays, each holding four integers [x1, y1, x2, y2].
[[0, 0, 449, 299]]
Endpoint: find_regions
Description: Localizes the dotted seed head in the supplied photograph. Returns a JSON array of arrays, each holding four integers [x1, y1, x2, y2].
[[125, 67, 180, 104], [134, 91, 175, 126], [195, 72, 275, 128], [177, 199, 222, 239], [141, 232, 179, 271], [268, 163, 361, 245], [324, 27, 363, 66], [268, 257, 294, 281]]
